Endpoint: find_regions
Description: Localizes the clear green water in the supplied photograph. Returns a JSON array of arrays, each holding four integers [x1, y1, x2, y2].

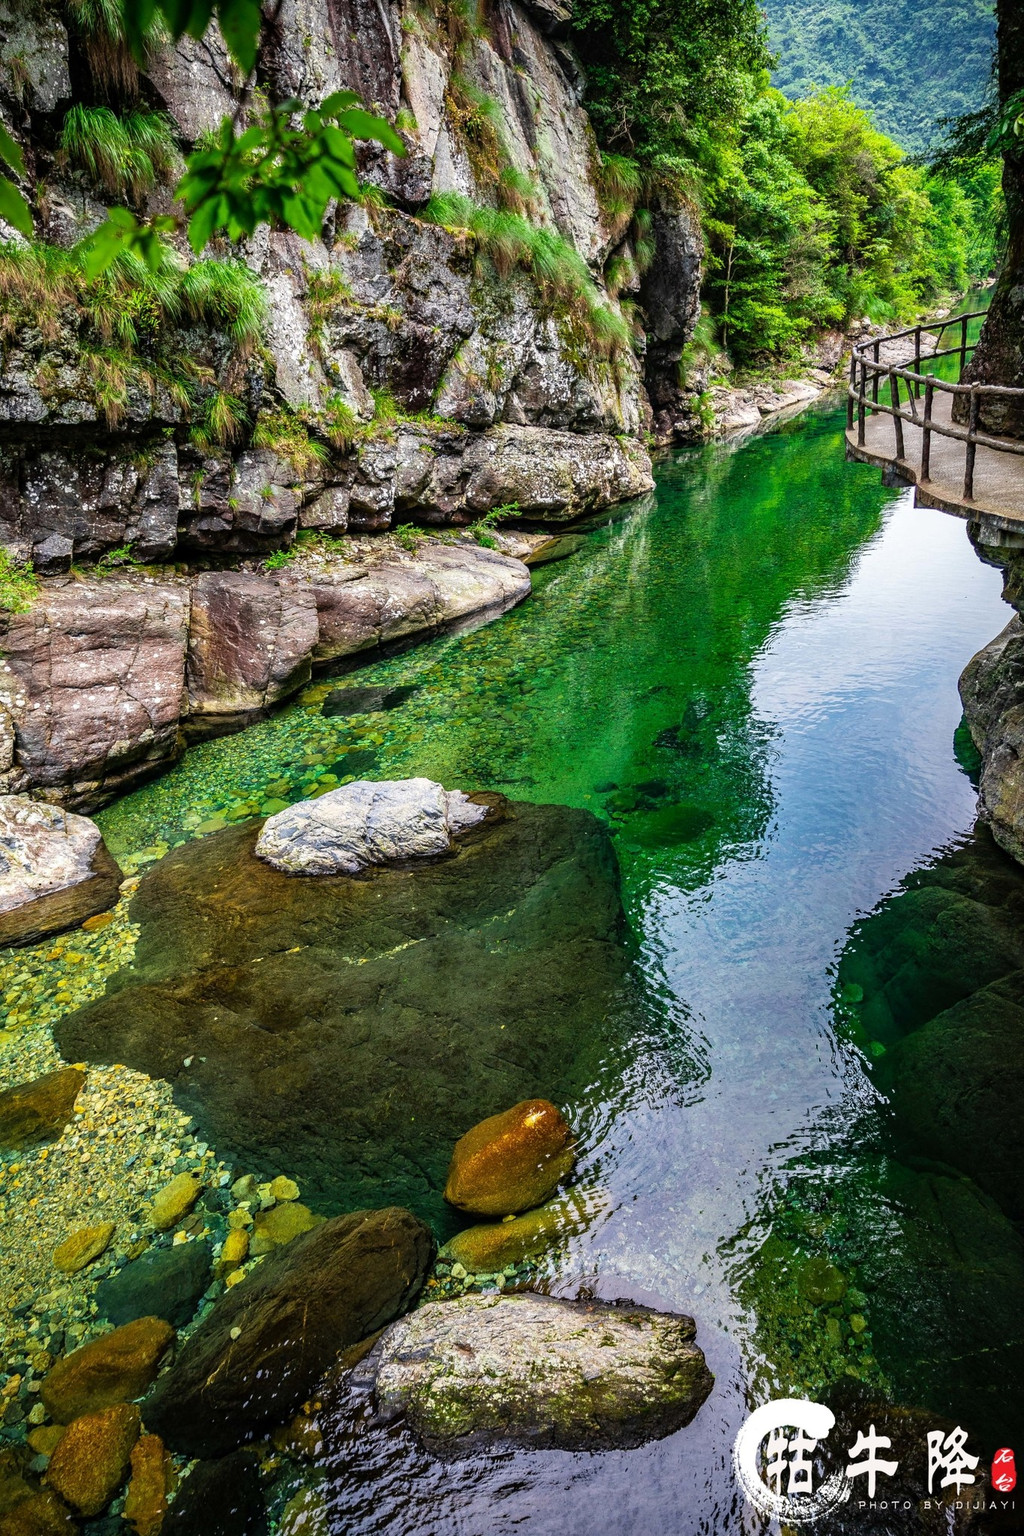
[[80, 383, 1021, 1528]]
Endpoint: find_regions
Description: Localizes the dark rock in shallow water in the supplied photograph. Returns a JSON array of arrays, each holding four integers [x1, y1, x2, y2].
[[57, 802, 632, 1225], [143, 1207, 432, 1457], [96, 1239, 212, 1329], [162, 1450, 266, 1536], [321, 683, 419, 716], [0, 1067, 84, 1150]]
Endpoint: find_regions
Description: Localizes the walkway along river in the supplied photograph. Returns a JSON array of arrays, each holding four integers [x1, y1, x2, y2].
[[5, 387, 1023, 1530]]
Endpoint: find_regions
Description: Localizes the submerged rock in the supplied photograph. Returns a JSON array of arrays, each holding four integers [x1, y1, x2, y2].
[[122, 1434, 170, 1536], [44, 1402, 139, 1517], [254, 778, 490, 876], [58, 802, 632, 1223], [52, 1222, 115, 1275], [161, 1451, 267, 1536], [143, 1208, 432, 1457], [369, 1293, 713, 1452], [0, 1491, 77, 1534], [0, 1067, 84, 1151], [40, 1317, 174, 1424], [444, 1099, 575, 1217], [96, 1240, 212, 1330], [0, 798, 122, 948], [441, 1190, 598, 1272]]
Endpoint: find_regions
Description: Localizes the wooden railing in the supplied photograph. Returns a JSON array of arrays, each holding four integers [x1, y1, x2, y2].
[[847, 311, 1024, 501]]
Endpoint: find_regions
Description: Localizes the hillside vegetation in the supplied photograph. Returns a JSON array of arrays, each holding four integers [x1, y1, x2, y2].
[[763, 0, 996, 157], [571, 0, 1002, 370]]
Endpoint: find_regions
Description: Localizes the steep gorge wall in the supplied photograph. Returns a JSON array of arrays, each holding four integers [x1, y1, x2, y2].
[[0, 0, 705, 571], [960, 534, 1024, 867]]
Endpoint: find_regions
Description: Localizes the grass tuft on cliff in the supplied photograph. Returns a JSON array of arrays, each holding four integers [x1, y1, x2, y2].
[[422, 192, 632, 360], [0, 240, 267, 426], [0, 548, 39, 613], [58, 105, 181, 200]]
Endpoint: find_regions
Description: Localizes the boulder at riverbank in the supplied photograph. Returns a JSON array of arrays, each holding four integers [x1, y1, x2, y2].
[[365, 1293, 713, 1453], [0, 797, 122, 947], [56, 799, 633, 1227], [0, 542, 530, 811]]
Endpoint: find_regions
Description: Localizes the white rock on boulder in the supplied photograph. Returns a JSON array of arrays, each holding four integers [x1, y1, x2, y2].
[[0, 796, 123, 946], [254, 778, 489, 876]]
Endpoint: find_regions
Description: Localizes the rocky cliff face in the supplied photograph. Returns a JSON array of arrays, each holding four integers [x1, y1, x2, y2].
[[960, 535, 1024, 866], [0, 0, 690, 569]]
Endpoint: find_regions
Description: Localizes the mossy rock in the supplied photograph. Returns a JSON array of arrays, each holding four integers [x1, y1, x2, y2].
[[57, 803, 636, 1230]]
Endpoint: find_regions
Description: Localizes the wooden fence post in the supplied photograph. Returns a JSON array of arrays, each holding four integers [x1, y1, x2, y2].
[[964, 385, 979, 500], [921, 379, 934, 481], [892, 371, 905, 461]]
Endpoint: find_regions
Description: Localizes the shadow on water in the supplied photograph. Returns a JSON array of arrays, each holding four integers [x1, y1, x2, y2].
[[34, 382, 1019, 1530]]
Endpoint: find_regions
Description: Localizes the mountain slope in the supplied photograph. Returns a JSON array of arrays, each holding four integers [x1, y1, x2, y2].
[[763, 0, 996, 156]]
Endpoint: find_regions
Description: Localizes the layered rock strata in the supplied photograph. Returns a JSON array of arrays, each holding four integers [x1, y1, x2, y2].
[[0, 542, 530, 808]]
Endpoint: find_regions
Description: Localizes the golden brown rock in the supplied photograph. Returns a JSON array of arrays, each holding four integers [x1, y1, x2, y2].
[[250, 1201, 321, 1254], [0, 1069, 85, 1151], [444, 1100, 575, 1217], [0, 1490, 77, 1534], [44, 1402, 140, 1517], [52, 1221, 115, 1274], [442, 1198, 581, 1272], [40, 1317, 174, 1423], [149, 1171, 203, 1231], [122, 1433, 169, 1536], [216, 1227, 249, 1274], [26, 1426, 65, 1458]]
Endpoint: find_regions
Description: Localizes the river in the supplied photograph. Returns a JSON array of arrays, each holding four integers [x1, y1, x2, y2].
[[76, 365, 1022, 1529]]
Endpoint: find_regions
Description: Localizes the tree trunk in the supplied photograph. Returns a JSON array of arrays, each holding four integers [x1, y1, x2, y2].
[[960, 0, 1024, 436]]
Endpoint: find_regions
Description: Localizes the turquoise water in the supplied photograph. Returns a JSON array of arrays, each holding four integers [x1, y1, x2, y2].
[[85, 380, 1022, 1528]]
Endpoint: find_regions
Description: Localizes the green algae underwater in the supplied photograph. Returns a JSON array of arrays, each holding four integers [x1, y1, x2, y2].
[[5, 393, 1024, 1529]]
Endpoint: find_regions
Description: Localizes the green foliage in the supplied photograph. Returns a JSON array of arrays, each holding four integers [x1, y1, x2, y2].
[[95, 542, 140, 572], [58, 105, 180, 199], [422, 192, 631, 359], [0, 548, 38, 612], [764, 0, 995, 159], [0, 239, 266, 426], [178, 258, 266, 351], [392, 523, 423, 551], [466, 504, 516, 547], [263, 545, 298, 569], [252, 409, 329, 476], [190, 387, 247, 447], [71, 1, 406, 274], [0, 121, 31, 238], [698, 86, 1000, 368], [570, 0, 771, 157], [66, 0, 165, 94]]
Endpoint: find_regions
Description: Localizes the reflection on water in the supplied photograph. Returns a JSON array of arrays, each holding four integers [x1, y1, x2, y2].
[[84, 398, 1018, 1529]]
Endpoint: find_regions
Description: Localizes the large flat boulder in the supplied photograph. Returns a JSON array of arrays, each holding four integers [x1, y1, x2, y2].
[[57, 802, 633, 1227], [366, 1293, 713, 1452], [143, 1208, 432, 1457], [184, 572, 319, 737], [0, 796, 122, 947], [254, 778, 489, 875], [0, 577, 190, 811]]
